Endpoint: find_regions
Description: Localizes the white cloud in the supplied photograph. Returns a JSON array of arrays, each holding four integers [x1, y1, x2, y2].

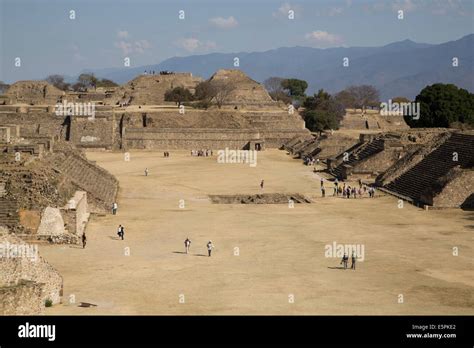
[[115, 41, 133, 55], [304, 31, 344, 47], [134, 40, 151, 54], [114, 31, 151, 55], [209, 16, 238, 29], [176, 38, 217, 52]]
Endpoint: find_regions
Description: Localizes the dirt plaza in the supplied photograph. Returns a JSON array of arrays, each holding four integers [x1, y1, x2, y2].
[[39, 149, 473, 315]]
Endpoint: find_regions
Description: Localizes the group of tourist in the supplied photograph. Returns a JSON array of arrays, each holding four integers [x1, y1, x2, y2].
[[319, 177, 377, 199], [340, 252, 357, 270], [303, 156, 319, 166], [184, 238, 215, 257], [191, 149, 213, 157]]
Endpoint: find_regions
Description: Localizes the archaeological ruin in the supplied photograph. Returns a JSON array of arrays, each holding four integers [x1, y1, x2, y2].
[[0, 69, 473, 315]]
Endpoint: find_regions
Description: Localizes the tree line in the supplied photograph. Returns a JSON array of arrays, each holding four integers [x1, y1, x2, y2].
[[263, 77, 473, 131], [45, 73, 118, 92], [164, 79, 236, 109]]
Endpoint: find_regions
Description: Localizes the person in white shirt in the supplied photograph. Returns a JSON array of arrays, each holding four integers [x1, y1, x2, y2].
[[207, 240, 214, 257], [184, 238, 191, 254]]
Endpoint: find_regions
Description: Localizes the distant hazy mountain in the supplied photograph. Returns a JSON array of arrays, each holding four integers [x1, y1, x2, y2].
[[85, 34, 473, 100]]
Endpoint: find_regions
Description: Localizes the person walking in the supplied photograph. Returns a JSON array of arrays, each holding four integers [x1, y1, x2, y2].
[[112, 202, 118, 215], [117, 225, 124, 240], [207, 240, 214, 257], [260, 180, 264, 189], [351, 252, 357, 270], [341, 253, 348, 269], [81, 232, 87, 249], [145, 168, 149, 176], [184, 238, 191, 254]]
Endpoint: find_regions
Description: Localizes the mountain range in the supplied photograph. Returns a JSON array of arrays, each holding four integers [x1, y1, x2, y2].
[[84, 34, 474, 100]]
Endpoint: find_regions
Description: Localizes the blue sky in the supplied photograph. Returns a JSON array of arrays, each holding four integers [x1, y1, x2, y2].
[[1, 0, 473, 82]]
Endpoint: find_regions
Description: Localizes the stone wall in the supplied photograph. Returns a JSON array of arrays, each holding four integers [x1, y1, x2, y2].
[[0, 127, 11, 143], [351, 149, 403, 176], [432, 168, 474, 208], [37, 207, 66, 237], [62, 191, 89, 236], [123, 127, 262, 149], [340, 109, 409, 130], [70, 115, 115, 149], [0, 231, 63, 314], [0, 280, 44, 315], [4, 81, 64, 105], [0, 110, 67, 139], [55, 153, 118, 212]]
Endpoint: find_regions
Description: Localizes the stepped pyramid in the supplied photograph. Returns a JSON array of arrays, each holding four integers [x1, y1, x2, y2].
[[110, 72, 203, 105], [207, 69, 276, 106], [4, 81, 64, 105]]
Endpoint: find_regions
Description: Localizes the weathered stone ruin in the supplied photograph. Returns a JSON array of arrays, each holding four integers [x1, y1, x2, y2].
[[0, 228, 63, 314], [209, 193, 312, 204], [283, 132, 360, 160], [110, 72, 203, 106], [283, 128, 473, 209], [339, 108, 409, 130], [0, 135, 117, 239], [207, 69, 277, 107], [378, 131, 474, 208], [1, 71, 310, 151], [4, 81, 65, 105]]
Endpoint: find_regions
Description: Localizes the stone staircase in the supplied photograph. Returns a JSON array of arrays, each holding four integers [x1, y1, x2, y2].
[[299, 140, 321, 158], [57, 154, 118, 209], [0, 198, 19, 228], [331, 138, 385, 178], [282, 135, 314, 153], [383, 133, 474, 205]]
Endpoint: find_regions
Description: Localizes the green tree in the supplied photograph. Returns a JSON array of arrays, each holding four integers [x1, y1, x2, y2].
[[96, 78, 119, 88], [281, 78, 308, 98], [407, 83, 474, 127], [302, 89, 345, 132], [164, 86, 193, 104], [303, 110, 339, 131], [392, 96, 410, 103], [77, 73, 98, 90], [194, 81, 215, 102]]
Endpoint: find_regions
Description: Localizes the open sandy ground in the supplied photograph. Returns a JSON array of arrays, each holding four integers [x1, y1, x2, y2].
[[40, 150, 473, 315]]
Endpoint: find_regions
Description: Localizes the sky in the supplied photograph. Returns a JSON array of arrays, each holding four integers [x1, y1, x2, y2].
[[1, 0, 473, 83]]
